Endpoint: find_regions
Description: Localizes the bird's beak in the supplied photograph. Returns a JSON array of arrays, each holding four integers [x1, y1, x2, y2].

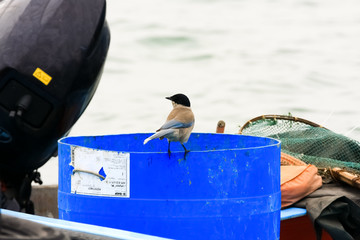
[[165, 97, 171, 100]]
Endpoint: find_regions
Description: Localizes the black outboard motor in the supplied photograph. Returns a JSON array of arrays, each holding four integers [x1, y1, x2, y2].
[[0, 0, 110, 212]]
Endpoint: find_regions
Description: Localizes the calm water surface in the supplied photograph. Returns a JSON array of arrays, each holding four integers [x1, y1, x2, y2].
[[41, 0, 360, 184]]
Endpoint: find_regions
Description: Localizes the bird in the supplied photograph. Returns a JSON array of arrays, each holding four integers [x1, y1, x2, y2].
[[143, 93, 195, 157]]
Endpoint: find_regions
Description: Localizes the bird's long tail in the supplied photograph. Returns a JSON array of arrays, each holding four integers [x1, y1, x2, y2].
[[143, 129, 175, 144]]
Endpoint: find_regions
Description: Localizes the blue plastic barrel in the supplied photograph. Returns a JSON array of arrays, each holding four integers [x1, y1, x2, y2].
[[58, 133, 281, 240]]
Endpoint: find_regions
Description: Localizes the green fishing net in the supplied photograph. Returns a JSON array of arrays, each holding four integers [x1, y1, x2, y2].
[[240, 115, 360, 174]]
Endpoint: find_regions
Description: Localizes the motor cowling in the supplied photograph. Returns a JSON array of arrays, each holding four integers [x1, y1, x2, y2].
[[0, 0, 110, 175]]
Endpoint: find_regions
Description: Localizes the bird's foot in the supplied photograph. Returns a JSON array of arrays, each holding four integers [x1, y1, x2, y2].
[[181, 144, 190, 160], [183, 149, 190, 160]]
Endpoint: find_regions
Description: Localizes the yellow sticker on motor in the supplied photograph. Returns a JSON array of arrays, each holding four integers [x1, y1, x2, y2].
[[33, 68, 52, 85]]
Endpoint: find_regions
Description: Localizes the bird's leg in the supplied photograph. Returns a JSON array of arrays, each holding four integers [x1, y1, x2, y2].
[[168, 142, 171, 157], [181, 144, 190, 154], [181, 144, 190, 160]]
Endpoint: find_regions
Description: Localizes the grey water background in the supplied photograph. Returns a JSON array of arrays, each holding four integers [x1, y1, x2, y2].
[[41, 0, 360, 184]]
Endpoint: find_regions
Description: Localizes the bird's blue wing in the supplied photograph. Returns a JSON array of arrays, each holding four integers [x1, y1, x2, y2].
[[143, 129, 175, 144], [159, 119, 194, 130]]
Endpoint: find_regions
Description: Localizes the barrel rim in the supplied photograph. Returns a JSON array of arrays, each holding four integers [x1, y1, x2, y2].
[[58, 132, 281, 154]]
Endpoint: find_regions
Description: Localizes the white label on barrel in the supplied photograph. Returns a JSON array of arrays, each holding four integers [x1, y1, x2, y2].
[[70, 146, 130, 197]]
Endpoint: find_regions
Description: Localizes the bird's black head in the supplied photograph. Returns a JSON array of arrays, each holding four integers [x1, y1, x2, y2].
[[166, 93, 191, 107]]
